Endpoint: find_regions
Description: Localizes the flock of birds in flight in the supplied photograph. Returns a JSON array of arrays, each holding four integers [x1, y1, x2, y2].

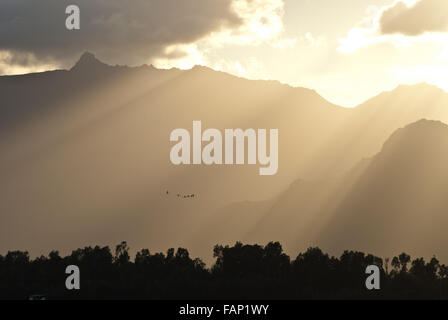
[[166, 191, 195, 199]]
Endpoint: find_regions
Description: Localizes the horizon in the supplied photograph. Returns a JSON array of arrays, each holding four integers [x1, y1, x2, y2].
[[2, 50, 446, 109]]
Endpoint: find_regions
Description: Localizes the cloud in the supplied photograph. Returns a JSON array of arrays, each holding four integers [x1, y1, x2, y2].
[[152, 44, 207, 70], [0, 50, 56, 75], [223, 0, 286, 44], [0, 0, 241, 69], [338, 0, 448, 54], [0, 0, 290, 73], [211, 57, 269, 80], [380, 0, 448, 36], [151, 0, 290, 70]]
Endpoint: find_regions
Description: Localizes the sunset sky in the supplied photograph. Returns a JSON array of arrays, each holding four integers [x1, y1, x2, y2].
[[1, 0, 447, 107]]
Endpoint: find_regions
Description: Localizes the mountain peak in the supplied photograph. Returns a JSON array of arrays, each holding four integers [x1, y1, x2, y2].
[[71, 52, 109, 71], [394, 119, 448, 137], [380, 119, 448, 155]]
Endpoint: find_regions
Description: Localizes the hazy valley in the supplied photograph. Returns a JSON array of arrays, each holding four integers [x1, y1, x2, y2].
[[2, 52, 448, 263]]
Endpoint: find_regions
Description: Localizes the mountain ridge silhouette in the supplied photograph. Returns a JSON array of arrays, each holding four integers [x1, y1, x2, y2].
[[211, 119, 448, 262]]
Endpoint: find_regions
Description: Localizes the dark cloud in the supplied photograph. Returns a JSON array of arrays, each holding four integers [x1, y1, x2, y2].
[[380, 0, 448, 36], [0, 0, 241, 67]]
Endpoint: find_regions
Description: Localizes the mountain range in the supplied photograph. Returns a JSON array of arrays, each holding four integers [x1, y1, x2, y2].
[[1, 52, 448, 262]]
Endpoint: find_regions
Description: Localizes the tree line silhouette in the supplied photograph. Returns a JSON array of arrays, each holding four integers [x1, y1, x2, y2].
[[1, 241, 447, 299]]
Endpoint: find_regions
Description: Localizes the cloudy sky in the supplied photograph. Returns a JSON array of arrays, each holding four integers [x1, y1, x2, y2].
[[1, 0, 447, 106]]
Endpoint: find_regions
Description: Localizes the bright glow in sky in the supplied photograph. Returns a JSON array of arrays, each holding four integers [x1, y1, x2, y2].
[[154, 0, 448, 107]]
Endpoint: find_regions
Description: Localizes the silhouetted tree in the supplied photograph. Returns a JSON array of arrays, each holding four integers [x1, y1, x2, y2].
[[0, 242, 447, 299]]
